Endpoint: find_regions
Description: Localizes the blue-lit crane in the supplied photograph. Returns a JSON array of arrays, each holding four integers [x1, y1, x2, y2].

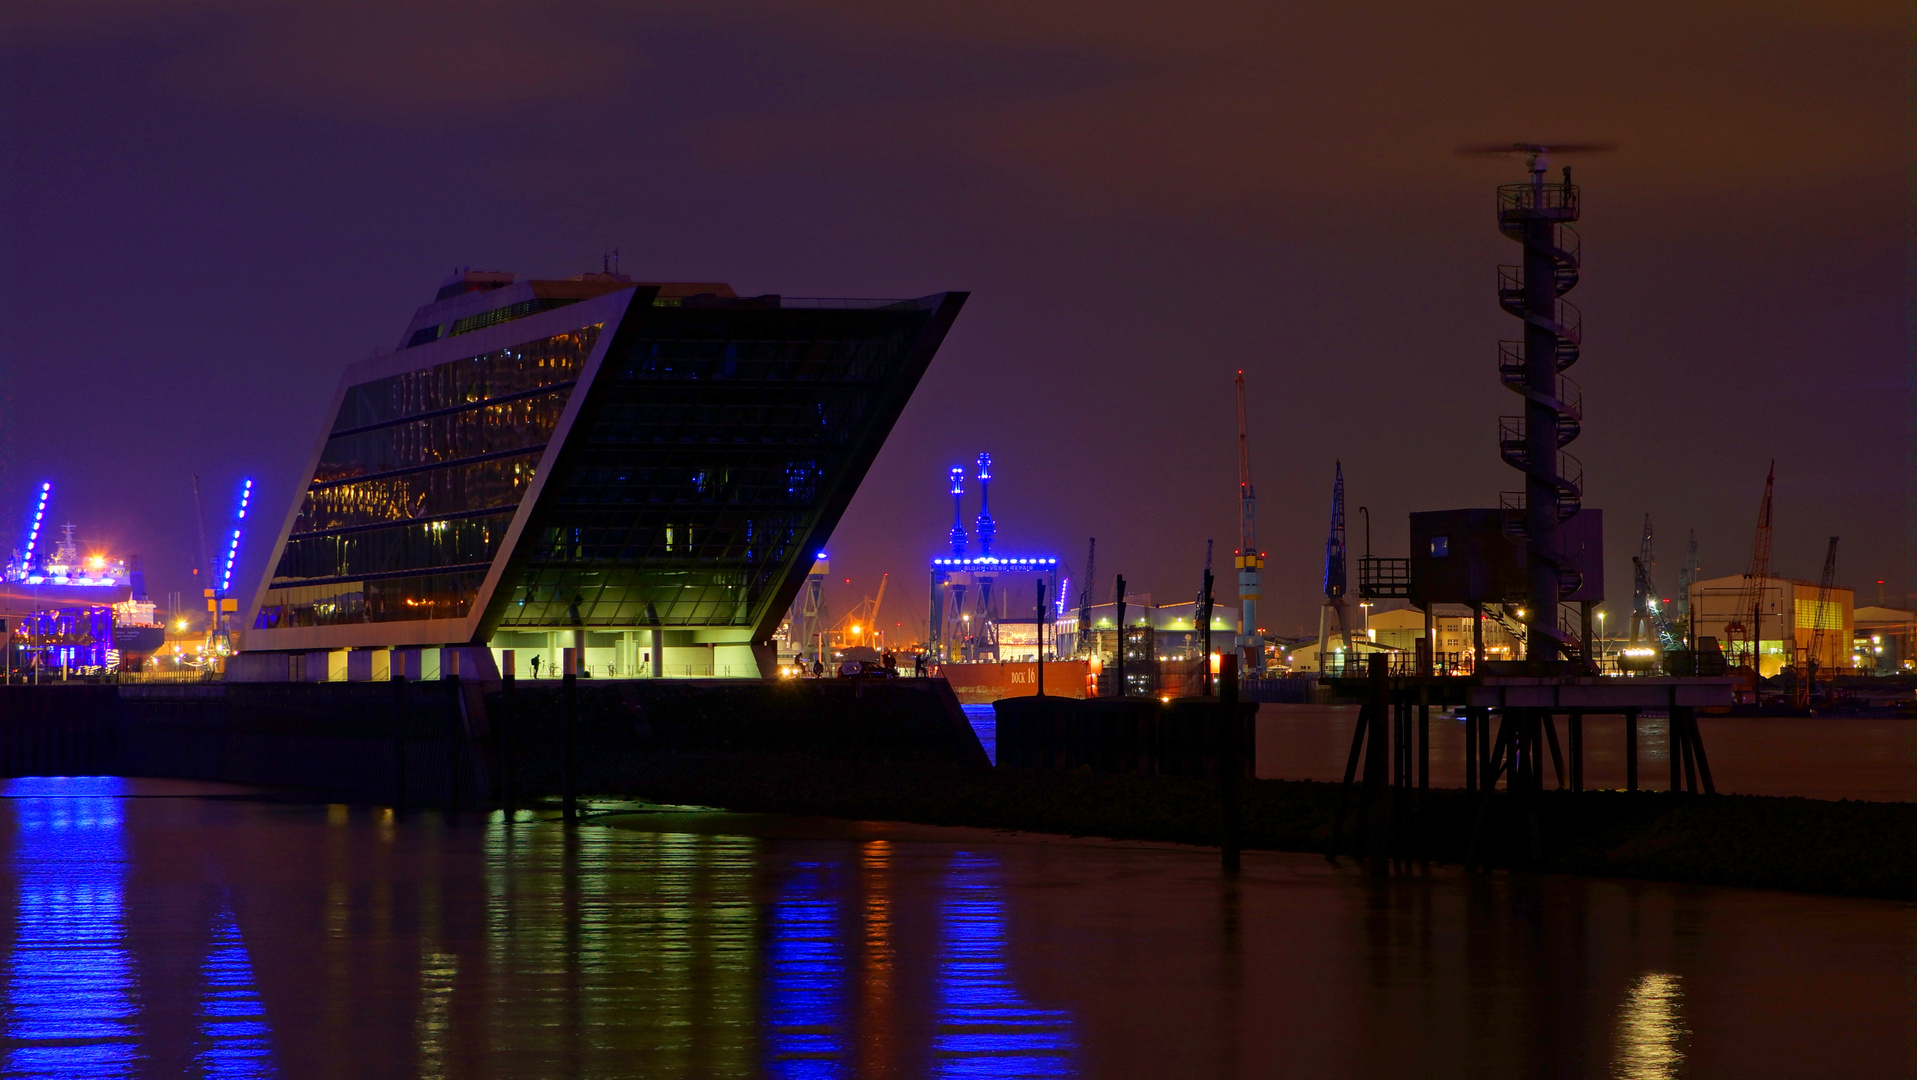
[[1315, 462, 1357, 672], [205, 478, 253, 659]]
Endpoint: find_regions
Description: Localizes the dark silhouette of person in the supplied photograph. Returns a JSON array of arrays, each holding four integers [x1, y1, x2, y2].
[[812, 658, 825, 678], [528, 654, 541, 679]]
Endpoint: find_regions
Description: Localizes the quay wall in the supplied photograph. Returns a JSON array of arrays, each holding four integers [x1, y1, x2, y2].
[[0, 677, 986, 803]]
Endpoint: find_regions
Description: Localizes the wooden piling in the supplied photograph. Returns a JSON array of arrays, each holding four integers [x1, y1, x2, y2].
[[1568, 711, 1584, 792], [444, 651, 461, 812], [500, 650, 516, 818], [391, 665, 407, 812], [1624, 708, 1638, 792], [1219, 654, 1240, 875], [562, 647, 578, 823], [1464, 708, 1478, 792]]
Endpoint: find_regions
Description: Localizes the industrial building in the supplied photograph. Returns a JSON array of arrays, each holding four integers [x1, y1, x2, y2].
[[1687, 573, 1853, 677], [1285, 605, 1523, 674], [1852, 606, 1916, 673], [233, 269, 966, 681]]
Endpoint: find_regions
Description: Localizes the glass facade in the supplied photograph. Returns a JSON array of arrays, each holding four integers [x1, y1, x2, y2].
[[255, 325, 601, 629], [491, 299, 945, 635]]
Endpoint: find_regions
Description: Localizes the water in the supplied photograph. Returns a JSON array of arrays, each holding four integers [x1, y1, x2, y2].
[[0, 778, 1907, 1077], [962, 704, 997, 764]]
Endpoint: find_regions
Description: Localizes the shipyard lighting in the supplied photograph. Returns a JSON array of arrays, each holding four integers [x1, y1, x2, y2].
[[219, 479, 253, 595], [21, 481, 50, 566]]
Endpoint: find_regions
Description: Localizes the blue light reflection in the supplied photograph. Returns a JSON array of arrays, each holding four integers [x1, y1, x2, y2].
[[765, 862, 849, 1078], [935, 852, 1074, 1078], [193, 905, 275, 1078], [4, 776, 137, 1078]]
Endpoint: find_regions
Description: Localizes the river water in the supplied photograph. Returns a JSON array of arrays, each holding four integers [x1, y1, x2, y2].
[[0, 777, 1908, 1078]]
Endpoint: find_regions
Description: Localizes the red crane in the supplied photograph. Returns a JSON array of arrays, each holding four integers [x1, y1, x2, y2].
[[1724, 462, 1775, 681]]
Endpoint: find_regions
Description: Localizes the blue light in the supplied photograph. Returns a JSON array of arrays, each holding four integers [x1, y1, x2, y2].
[[219, 481, 254, 595], [5, 776, 137, 1075], [764, 862, 847, 1076], [193, 905, 275, 1076], [934, 852, 1075, 1075]]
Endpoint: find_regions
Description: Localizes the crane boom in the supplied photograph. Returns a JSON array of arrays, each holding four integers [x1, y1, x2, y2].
[[1807, 536, 1838, 695], [1629, 514, 1654, 648], [870, 573, 888, 633], [1726, 462, 1775, 674]]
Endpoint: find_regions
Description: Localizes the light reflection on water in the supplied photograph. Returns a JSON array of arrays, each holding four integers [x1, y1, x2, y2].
[[961, 705, 997, 765], [4, 777, 137, 1079], [1613, 972, 1685, 1080], [0, 781, 1905, 1077], [765, 861, 851, 1076], [935, 853, 1074, 1077], [194, 906, 274, 1078]]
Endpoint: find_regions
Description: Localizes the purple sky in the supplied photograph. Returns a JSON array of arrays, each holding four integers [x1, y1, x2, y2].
[[0, 1, 1905, 635]]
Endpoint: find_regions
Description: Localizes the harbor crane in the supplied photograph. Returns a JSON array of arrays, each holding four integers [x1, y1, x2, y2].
[[1316, 462, 1357, 672], [1797, 536, 1838, 707], [1627, 514, 1682, 655], [1724, 462, 1776, 682], [1075, 538, 1095, 658], [1233, 371, 1262, 669]]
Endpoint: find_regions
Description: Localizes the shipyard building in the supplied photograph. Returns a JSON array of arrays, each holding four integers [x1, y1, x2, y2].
[[232, 270, 965, 681]]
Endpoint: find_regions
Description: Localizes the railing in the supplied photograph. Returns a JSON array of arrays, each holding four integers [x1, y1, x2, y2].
[[776, 297, 939, 310], [1497, 181, 1579, 217], [1358, 557, 1410, 599], [1319, 652, 1477, 678]]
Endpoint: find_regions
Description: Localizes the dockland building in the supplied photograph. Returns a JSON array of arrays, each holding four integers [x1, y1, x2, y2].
[[232, 270, 966, 681]]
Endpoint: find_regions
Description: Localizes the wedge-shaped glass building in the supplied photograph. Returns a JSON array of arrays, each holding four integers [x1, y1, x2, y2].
[[235, 271, 966, 680]]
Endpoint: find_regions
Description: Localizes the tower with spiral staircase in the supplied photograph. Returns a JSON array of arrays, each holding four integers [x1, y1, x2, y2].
[[1496, 149, 1585, 663]]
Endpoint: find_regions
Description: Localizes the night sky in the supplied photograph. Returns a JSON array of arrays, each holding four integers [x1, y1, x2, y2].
[[0, 2, 1904, 637]]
